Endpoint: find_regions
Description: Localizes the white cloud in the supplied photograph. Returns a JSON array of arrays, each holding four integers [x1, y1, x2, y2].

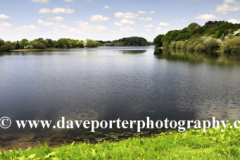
[[31, 0, 50, 3], [228, 19, 240, 24], [65, 0, 74, 2], [74, 20, 108, 31], [50, 16, 64, 21], [89, 15, 110, 21], [104, 5, 110, 9], [195, 14, 218, 20], [215, 3, 240, 14], [159, 22, 170, 26], [114, 12, 139, 19], [120, 19, 134, 24], [138, 10, 147, 14], [120, 26, 135, 31], [224, 0, 235, 3], [114, 22, 123, 26], [0, 22, 12, 31], [144, 24, 153, 28], [38, 8, 51, 13], [182, 19, 186, 22], [156, 27, 162, 31], [38, 8, 74, 14], [0, 14, 10, 19], [14, 25, 40, 32], [38, 19, 55, 26], [52, 8, 74, 14], [0, 22, 12, 27], [139, 17, 152, 21], [171, 20, 178, 23], [149, 11, 155, 14]]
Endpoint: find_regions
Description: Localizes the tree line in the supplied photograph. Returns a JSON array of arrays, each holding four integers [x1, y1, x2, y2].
[[0, 38, 99, 51], [97, 37, 152, 46], [154, 21, 240, 53]]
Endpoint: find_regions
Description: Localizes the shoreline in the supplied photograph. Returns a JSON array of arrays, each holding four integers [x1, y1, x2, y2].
[[10, 48, 63, 52]]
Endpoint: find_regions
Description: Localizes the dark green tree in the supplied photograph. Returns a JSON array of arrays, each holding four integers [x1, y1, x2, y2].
[[154, 34, 164, 47]]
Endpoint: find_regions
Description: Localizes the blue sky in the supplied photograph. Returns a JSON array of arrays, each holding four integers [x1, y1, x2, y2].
[[0, 0, 240, 41]]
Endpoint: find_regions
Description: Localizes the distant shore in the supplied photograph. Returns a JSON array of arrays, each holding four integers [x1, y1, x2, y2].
[[10, 48, 61, 52]]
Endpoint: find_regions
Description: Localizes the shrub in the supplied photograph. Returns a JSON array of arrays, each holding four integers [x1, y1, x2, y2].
[[187, 44, 195, 52], [0, 44, 14, 51], [32, 42, 46, 49], [114, 42, 125, 46], [205, 39, 220, 51], [76, 41, 84, 48], [180, 41, 187, 50], [83, 39, 98, 48], [229, 36, 240, 52], [176, 41, 182, 49], [221, 41, 231, 52], [194, 43, 206, 51], [163, 42, 170, 49], [169, 41, 177, 49]]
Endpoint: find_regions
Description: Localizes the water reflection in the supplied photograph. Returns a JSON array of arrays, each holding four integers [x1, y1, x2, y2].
[[154, 49, 240, 66], [117, 50, 147, 54]]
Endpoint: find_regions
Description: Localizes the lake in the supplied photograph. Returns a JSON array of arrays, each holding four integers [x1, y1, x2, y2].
[[1, 46, 240, 149]]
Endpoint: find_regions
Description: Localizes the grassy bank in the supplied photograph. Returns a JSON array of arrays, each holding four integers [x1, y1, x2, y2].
[[1, 123, 240, 159]]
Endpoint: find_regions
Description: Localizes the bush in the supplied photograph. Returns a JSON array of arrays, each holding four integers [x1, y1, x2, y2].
[[180, 41, 187, 50], [194, 43, 206, 51], [169, 41, 177, 49], [214, 30, 221, 38], [187, 44, 195, 52], [76, 41, 84, 48], [0, 44, 14, 51], [228, 36, 240, 52], [205, 39, 220, 51], [221, 41, 231, 52], [32, 42, 46, 49], [114, 42, 125, 46], [176, 41, 182, 49], [83, 39, 98, 48], [163, 42, 170, 49]]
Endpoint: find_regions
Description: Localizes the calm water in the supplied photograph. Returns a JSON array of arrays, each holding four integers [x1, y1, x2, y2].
[[1, 46, 240, 148]]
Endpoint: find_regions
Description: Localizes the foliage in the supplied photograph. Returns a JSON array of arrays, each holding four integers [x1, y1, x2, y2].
[[76, 41, 84, 48], [0, 38, 5, 47], [154, 21, 240, 52], [163, 41, 170, 50], [194, 43, 206, 51], [153, 34, 164, 47], [187, 23, 201, 32], [0, 44, 14, 51], [83, 39, 98, 48], [174, 33, 190, 41], [205, 39, 220, 51], [169, 41, 177, 49], [221, 36, 240, 52], [31, 41, 46, 49]]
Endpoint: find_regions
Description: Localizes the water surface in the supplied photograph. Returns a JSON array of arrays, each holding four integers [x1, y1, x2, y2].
[[0, 46, 240, 149]]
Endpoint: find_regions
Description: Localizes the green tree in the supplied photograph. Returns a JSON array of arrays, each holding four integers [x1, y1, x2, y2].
[[0, 38, 5, 47], [154, 34, 164, 47], [187, 23, 201, 32]]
